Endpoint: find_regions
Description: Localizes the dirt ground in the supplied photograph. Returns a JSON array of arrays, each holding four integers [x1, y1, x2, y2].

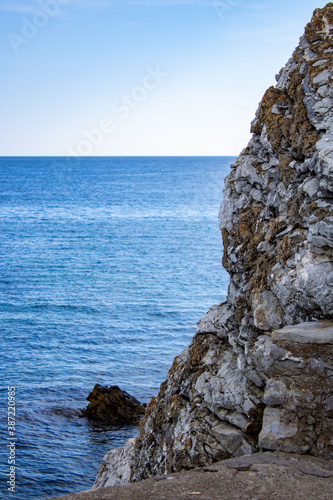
[[45, 452, 333, 500]]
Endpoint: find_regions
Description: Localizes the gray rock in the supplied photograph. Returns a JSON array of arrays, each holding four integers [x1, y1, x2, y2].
[[196, 303, 231, 338], [311, 234, 333, 247], [211, 421, 252, 456], [318, 221, 333, 240], [259, 408, 300, 453], [263, 379, 288, 406], [302, 178, 319, 198], [272, 321, 333, 344], [93, 438, 137, 489], [313, 59, 329, 67], [252, 291, 282, 331]]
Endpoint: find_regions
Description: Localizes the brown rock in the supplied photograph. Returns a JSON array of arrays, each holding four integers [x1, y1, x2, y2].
[[82, 384, 146, 425]]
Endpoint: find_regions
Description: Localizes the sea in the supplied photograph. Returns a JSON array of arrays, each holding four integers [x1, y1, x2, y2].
[[0, 156, 233, 500]]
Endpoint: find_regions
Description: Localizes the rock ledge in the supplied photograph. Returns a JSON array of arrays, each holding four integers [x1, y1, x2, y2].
[[272, 320, 333, 344]]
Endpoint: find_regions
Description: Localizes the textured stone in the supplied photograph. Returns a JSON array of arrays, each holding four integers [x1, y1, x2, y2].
[[272, 321, 333, 344], [93, 439, 137, 489], [313, 69, 331, 85], [44, 453, 333, 500], [252, 291, 282, 331], [263, 379, 288, 406], [83, 385, 146, 425], [196, 302, 231, 338], [303, 177, 320, 197], [259, 408, 304, 453]]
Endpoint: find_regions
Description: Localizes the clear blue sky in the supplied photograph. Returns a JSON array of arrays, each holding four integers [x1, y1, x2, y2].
[[0, 0, 329, 156]]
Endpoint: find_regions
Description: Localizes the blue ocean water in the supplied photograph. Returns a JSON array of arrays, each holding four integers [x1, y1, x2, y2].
[[0, 157, 232, 500]]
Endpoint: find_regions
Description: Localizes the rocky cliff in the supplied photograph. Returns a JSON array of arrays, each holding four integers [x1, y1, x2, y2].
[[94, 4, 333, 489]]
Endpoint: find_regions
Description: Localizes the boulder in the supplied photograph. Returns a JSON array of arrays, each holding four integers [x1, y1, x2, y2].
[[83, 384, 146, 425]]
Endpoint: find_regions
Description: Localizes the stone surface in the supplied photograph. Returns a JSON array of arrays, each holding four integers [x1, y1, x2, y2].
[[44, 452, 333, 500], [92, 439, 136, 488], [272, 320, 333, 344], [82, 385, 146, 425], [263, 379, 288, 406], [88, 3, 333, 492], [196, 302, 231, 339]]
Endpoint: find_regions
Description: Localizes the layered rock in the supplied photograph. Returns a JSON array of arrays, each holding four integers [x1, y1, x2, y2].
[[93, 4, 333, 489]]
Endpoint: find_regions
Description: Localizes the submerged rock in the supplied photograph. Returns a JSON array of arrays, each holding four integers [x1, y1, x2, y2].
[[92, 3, 333, 489], [83, 384, 146, 425]]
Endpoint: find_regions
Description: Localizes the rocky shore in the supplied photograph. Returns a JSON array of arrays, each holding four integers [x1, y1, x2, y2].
[[81, 384, 146, 425], [46, 3, 333, 498]]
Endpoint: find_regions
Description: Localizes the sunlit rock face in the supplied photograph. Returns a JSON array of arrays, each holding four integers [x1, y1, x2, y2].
[[220, 3, 333, 332], [94, 4, 333, 488]]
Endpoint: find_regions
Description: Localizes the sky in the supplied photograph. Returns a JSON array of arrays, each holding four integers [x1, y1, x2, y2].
[[0, 0, 329, 156]]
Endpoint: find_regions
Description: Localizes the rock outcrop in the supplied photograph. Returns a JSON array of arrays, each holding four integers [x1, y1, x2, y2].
[[83, 385, 146, 425], [93, 3, 333, 489]]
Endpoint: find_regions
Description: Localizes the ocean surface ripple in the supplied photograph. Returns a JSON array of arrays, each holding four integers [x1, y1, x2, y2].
[[0, 156, 232, 499]]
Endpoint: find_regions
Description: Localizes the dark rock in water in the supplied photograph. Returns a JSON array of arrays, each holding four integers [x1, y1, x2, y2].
[[83, 384, 146, 425]]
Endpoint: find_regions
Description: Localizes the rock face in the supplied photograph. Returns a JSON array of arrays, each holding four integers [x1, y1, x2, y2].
[[93, 4, 333, 488], [83, 385, 146, 425]]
